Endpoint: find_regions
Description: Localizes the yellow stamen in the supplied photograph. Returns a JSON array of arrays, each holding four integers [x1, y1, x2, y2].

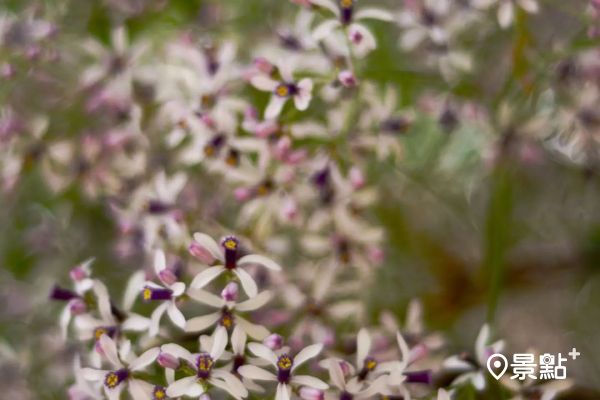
[[223, 239, 237, 250], [143, 287, 152, 301], [94, 328, 107, 341], [155, 389, 166, 399], [278, 356, 293, 370], [339, 0, 353, 9], [276, 85, 289, 97], [105, 372, 119, 388]]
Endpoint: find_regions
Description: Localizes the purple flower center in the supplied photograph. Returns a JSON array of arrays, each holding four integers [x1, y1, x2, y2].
[[104, 368, 129, 388], [141, 286, 173, 302], [49, 284, 79, 301], [153, 385, 167, 399], [277, 354, 294, 383], [274, 84, 297, 98], [196, 354, 215, 380], [358, 356, 377, 380], [340, 392, 353, 400], [221, 236, 239, 270], [405, 369, 433, 385], [339, 0, 354, 24], [219, 308, 235, 329]]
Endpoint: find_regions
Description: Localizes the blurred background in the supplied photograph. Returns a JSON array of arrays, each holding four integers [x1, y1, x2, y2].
[[0, 0, 599, 399]]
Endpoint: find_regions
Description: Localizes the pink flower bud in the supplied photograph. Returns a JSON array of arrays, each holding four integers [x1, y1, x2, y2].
[[189, 242, 216, 264], [368, 246, 384, 263], [339, 361, 351, 377], [159, 269, 178, 286], [255, 121, 279, 138], [70, 266, 87, 282], [299, 387, 324, 400], [338, 70, 358, 88], [254, 57, 275, 74], [409, 343, 428, 364], [286, 149, 307, 165], [281, 196, 298, 220], [245, 107, 258, 121], [234, 187, 252, 202], [291, 0, 313, 7], [68, 298, 87, 315], [263, 334, 284, 350], [157, 352, 181, 370], [200, 114, 214, 128], [349, 166, 365, 189], [221, 282, 239, 302], [94, 340, 104, 355], [1, 64, 15, 78]]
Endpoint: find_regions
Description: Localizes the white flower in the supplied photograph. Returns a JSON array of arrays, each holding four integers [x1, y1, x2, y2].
[[397, 0, 450, 51], [250, 59, 313, 119], [239, 342, 328, 400], [324, 359, 389, 400], [185, 283, 272, 340], [443, 324, 505, 391], [311, 0, 393, 57], [162, 326, 249, 399], [82, 334, 159, 400], [74, 276, 150, 343], [190, 233, 282, 297], [142, 249, 187, 337], [495, 0, 539, 29]]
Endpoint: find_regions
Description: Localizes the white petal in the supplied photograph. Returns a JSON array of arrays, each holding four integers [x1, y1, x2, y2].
[[59, 306, 72, 340], [276, 383, 290, 400], [238, 254, 282, 271], [475, 324, 490, 365], [93, 280, 115, 324], [149, 302, 169, 337], [193, 233, 225, 261], [277, 58, 295, 83], [210, 377, 243, 400], [154, 249, 166, 274], [161, 343, 194, 364], [81, 368, 108, 381], [498, 1, 514, 28], [397, 332, 411, 368], [354, 8, 394, 21], [167, 303, 186, 329], [235, 291, 272, 312], [517, 0, 538, 13], [187, 288, 223, 308], [121, 314, 150, 332], [400, 28, 427, 51], [292, 343, 323, 372], [327, 359, 346, 390], [105, 383, 124, 400], [211, 370, 249, 397], [350, 24, 377, 57], [294, 89, 313, 112], [247, 343, 278, 366], [291, 375, 329, 390], [234, 268, 258, 298], [264, 96, 287, 120], [437, 388, 450, 400], [473, 372, 486, 391], [129, 379, 151, 400], [130, 347, 160, 371], [251, 75, 279, 92], [236, 316, 270, 341], [185, 311, 221, 333], [238, 365, 277, 381], [211, 326, 229, 360], [443, 355, 473, 371], [231, 325, 247, 355], [170, 282, 186, 297], [310, 0, 339, 14], [312, 20, 341, 42], [99, 334, 122, 368], [166, 376, 199, 397], [356, 328, 371, 368], [190, 266, 225, 289], [123, 271, 146, 312]]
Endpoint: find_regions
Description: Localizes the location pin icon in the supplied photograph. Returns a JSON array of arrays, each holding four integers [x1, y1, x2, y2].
[[487, 354, 508, 380]]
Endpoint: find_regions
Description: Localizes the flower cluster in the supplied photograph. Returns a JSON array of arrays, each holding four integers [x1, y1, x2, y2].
[[13, 0, 589, 398]]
